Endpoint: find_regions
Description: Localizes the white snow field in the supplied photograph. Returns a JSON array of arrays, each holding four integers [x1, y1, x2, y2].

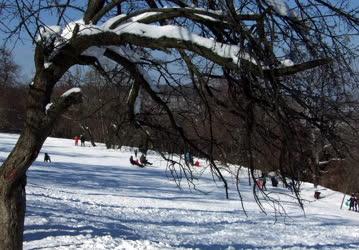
[[0, 133, 358, 249]]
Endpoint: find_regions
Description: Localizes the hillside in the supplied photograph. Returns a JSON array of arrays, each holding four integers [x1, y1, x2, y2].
[[0, 133, 358, 249]]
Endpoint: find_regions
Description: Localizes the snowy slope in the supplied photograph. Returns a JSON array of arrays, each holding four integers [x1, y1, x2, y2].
[[0, 133, 358, 249]]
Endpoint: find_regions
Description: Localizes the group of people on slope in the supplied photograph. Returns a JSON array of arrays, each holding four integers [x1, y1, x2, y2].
[[256, 172, 295, 192], [348, 193, 359, 212], [130, 149, 152, 168], [184, 151, 200, 167], [44, 133, 85, 164], [74, 134, 86, 146]]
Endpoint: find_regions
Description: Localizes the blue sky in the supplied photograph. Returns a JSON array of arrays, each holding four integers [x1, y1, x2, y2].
[[0, 2, 84, 80], [12, 40, 35, 80], [0, 30, 35, 79]]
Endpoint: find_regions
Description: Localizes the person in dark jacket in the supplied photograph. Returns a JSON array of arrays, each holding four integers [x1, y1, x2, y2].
[[261, 172, 267, 191], [184, 151, 194, 166], [348, 193, 356, 211], [271, 176, 278, 187], [44, 153, 51, 163], [80, 134, 86, 147], [140, 154, 152, 166]]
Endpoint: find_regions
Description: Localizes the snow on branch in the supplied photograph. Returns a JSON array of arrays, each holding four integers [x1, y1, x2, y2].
[[52, 8, 257, 65], [61, 87, 81, 97], [281, 59, 294, 67], [105, 8, 235, 29], [72, 18, 330, 78], [64, 19, 254, 66], [110, 22, 253, 65], [36, 25, 62, 43], [42, 8, 329, 78], [319, 158, 345, 166], [42, 87, 82, 131], [45, 103, 53, 115], [44, 88, 82, 121], [264, 0, 298, 18]]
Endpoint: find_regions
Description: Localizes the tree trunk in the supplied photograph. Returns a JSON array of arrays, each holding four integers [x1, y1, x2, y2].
[[312, 149, 320, 188], [0, 69, 81, 248], [0, 125, 49, 249], [0, 175, 27, 250]]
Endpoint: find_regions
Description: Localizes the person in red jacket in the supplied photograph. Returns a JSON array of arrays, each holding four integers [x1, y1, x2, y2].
[[130, 156, 144, 168], [194, 160, 200, 167], [74, 135, 79, 146]]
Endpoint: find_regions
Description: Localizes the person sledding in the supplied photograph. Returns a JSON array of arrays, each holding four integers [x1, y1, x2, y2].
[[130, 155, 144, 168], [140, 154, 152, 166], [44, 153, 51, 163]]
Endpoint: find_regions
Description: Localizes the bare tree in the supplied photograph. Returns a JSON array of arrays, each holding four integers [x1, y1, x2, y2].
[[0, 0, 358, 248], [0, 47, 25, 132], [0, 47, 19, 87]]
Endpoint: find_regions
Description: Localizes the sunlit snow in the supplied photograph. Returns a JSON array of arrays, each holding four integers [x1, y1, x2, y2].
[[0, 133, 358, 249]]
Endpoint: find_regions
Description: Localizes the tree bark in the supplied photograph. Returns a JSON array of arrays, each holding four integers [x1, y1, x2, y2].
[[0, 175, 26, 250], [0, 124, 48, 249], [0, 70, 81, 248]]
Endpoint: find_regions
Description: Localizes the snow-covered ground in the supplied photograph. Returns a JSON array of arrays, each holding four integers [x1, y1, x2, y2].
[[0, 133, 358, 249]]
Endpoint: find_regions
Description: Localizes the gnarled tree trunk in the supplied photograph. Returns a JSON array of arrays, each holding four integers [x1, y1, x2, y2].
[[0, 126, 50, 249], [0, 69, 82, 248], [0, 174, 27, 250]]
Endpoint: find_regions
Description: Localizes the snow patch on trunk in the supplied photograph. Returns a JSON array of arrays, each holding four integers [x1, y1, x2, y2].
[[45, 103, 53, 114], [61, 87, 81, 97]]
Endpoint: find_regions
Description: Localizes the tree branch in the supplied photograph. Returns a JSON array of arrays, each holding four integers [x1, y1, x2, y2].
[[84, 0, 106, 24]]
